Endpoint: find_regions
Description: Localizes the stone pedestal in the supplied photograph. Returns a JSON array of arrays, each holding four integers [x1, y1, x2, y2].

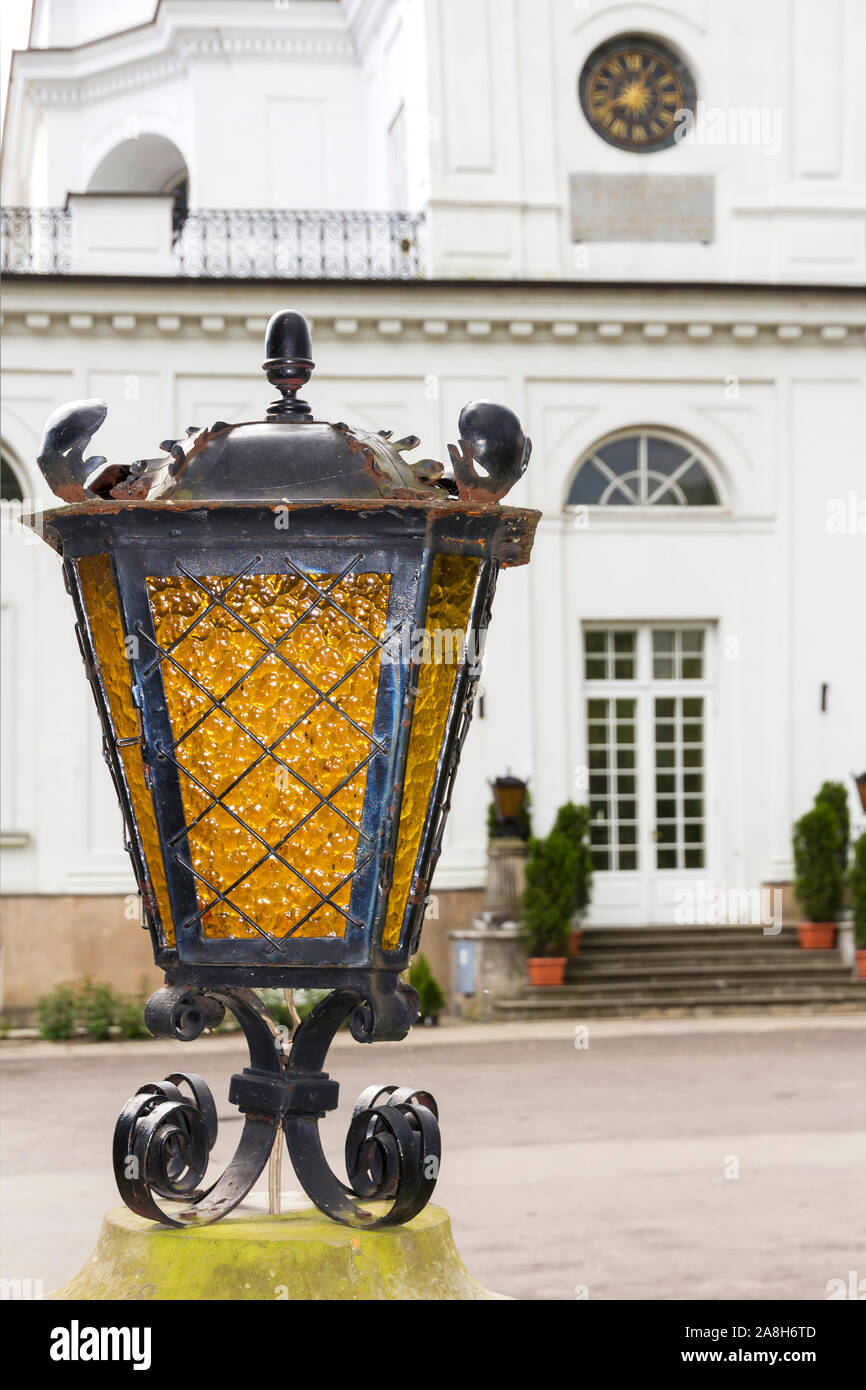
[[483, 837, 529, 922], [49, 1199, 503, 1301]]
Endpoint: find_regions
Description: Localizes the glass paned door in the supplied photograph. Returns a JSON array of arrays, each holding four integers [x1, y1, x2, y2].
[[653, 694, 705, 869], [583, 624, 712, 923], [587, 696, 638, 870]]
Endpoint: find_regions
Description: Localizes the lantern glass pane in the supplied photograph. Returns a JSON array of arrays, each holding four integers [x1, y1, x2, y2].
[[382, 553, 480, 949], [146, 570, 391, 941], [77, 553, 176, 944]]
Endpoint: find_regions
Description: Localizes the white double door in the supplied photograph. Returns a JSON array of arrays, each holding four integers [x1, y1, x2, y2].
[[583, 624, 714, 925]]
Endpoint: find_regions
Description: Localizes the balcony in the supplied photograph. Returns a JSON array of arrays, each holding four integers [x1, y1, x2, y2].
[[1, 202, 426, 280]]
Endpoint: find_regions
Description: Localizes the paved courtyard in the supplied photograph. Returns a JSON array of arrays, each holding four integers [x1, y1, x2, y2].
[[1, 1014, 864, 1300]]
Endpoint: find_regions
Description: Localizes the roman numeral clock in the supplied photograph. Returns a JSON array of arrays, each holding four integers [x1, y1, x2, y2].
[[579, 36, 697, 152]]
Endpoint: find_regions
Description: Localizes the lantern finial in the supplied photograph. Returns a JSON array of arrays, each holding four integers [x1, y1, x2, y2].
[[263, 309, 315, 420]]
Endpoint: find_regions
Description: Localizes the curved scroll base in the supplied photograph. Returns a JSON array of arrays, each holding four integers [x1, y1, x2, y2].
[[112, 981, 441, 1230]]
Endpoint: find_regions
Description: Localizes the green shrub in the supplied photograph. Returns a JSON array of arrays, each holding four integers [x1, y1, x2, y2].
[[117, 987, 150, 1039], [408, 954, 446, 1018], [35, 983, 78, 1040], [793, 803, 843, 923], [814, 781, 851, 872], [850, 834, 866, 949], [77, 978, 120, 1041], [521, 823, 580, 958], [551, 801, 594, 920]]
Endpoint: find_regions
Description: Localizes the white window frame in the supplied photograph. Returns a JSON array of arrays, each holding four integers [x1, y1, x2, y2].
[[582, 622, 715, 883], [565, 428, 725, 512]]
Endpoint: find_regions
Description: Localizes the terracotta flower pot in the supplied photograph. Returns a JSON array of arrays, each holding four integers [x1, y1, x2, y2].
[[855, 949, 866, 979], [797, 922, 837, 949], [569, 928, 583, 958], [527, 957, 567, 987]]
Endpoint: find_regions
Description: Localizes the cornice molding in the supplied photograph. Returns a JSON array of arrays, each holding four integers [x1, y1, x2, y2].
[[2, 300, 864, 344], [27, 27, 357, 107]]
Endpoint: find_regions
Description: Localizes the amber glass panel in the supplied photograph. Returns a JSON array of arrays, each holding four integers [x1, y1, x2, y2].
[[77, 554, 176, 945], [382, 554, 480, 950], [147, 571, 390, 941]]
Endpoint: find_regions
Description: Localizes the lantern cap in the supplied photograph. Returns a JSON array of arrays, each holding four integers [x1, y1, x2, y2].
[[33, 309, 534, 512]]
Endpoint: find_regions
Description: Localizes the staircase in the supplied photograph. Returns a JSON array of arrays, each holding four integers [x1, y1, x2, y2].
[[493, 925, 866, 1019]]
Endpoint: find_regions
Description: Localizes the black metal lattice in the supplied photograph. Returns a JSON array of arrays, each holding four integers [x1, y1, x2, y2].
[[135, 556, 401, 953]]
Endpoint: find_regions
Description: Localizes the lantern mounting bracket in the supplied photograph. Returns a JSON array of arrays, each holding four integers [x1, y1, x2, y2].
[[113, 980, 441, 1229]]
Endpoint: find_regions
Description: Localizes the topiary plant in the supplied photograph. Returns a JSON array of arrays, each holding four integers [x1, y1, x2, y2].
[[814, 781, 851, 872], [550, 801, 594, 920], [793, 803, 843, 923], [521, 825, 579, 958], [850, 833, 866, 950]]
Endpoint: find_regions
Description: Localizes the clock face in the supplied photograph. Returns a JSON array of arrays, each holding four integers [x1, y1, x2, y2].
[[579, 38, 695, 152]]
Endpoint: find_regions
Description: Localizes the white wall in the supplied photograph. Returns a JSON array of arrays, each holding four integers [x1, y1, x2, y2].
[[5, 0, 864, 281], [2, 280, 863, 911]]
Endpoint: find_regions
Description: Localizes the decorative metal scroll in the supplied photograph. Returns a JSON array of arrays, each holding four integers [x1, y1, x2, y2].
[[1, 207, 72, 275], [114, 983, 440, 1229]]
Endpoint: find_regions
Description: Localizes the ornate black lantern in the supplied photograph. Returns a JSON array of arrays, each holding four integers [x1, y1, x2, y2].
[[32, 311, 538, 1229]]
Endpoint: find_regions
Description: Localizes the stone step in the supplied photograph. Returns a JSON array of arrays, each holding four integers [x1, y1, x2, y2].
[[566, 960, 851, 983], [571, 952, 840, 971], [494, 988, 866, 1019], [543, 976, 860, 998], [579, 930, 801, 951]]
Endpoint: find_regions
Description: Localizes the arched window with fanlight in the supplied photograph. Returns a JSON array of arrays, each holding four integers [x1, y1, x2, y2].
[[566, 430, 722, 508]]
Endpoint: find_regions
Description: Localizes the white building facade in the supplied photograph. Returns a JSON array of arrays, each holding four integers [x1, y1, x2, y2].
[[1, 0, 864, 1011]]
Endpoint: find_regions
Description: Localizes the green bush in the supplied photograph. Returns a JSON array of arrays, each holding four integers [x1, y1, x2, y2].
[[36, 983, 78, 1040], [793, 803, 843, 923], [814, 781, 851, 872], [522, 823, 581, 958], [551, 801, 594, 920], [77, 978, 120, 1041], [35, 978, 155, 1041], [408, 954, 446, 1019], [850, 834, 866, 949], [117, 987, 150, 1039]]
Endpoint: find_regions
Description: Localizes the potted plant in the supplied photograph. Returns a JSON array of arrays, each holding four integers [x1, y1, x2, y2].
[[550, 802, 593, 956], [850, 833, 866, 978], [521, 820, 579, 986], [408, 953, 446, 1025], [792, 802, 843, 948], [814, 780, 851, 873]]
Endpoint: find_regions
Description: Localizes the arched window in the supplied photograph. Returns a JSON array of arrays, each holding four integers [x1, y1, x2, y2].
[[566, 431, 721, 507]]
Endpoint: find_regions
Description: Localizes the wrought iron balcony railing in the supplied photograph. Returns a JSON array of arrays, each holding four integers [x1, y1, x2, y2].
[[1, 207, 426, 279], [2, 207, 72, 274], [175, 209, 424, 279]]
